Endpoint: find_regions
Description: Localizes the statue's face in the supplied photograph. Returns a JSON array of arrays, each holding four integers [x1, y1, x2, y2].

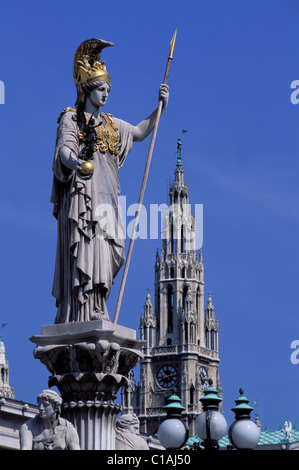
[[38, 398, 56, 420], [89, 82, 110, 108], [131, 422, 140, 435]]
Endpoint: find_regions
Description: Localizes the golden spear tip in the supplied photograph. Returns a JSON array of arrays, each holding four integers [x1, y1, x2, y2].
[[169, 29, 177, 60]]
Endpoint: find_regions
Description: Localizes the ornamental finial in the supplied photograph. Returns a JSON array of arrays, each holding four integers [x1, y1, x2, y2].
[[0, 322, 7, 341], [176, 137, 183, 168]]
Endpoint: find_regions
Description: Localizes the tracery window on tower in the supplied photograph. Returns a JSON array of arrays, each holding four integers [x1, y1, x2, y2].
[[211, 330, 215, 350], [174, 191, 178, 205], [170, 220, 174, 254], [206, 330, 209, 349], [164, 265, 169, 278], [167, 284, 174, 333], [180, 224, 185, 253], [196, 286, 200, 312], [182, 284, 189, 310], [184, 321, 188, 343], [180, 191, 184, 211], [205, 327, 218, 351]]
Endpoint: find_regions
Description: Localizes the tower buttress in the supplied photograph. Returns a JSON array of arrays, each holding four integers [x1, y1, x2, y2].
[[140, 289, 156, 348], [205, 292, 219, 352]]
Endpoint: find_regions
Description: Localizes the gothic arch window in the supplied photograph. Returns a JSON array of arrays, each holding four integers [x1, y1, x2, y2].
[[206, 330, 209, 349], [180, 224, 184, 252], [180, 191, 184, 211], [171, 221, 174, 254], [167, 284, 173, 333], [183, 285, 188, 310], [181, 267, 186, 278], [184, 321, 188, 343], [167, 337, 172, 345], [196, 286, 200, 312], [211, 330, 215, 350], [170, 266, 174, 278]]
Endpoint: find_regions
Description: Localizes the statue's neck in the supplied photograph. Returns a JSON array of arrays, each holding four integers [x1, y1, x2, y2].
[[41, 415, 59, 433], [84, 98, 102, 121]]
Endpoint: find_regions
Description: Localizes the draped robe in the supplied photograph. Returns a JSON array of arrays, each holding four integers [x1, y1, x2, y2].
[[50, 109, 133, 323]]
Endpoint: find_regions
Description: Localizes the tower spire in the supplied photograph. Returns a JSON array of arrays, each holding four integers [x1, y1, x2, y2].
[[175, 137, 184, 185]]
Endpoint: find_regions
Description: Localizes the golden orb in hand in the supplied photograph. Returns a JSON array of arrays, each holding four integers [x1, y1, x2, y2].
[[80, 161, 94, 175]]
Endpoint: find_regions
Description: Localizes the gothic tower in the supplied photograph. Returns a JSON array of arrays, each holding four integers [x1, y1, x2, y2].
[[122, 139, 222, 437]]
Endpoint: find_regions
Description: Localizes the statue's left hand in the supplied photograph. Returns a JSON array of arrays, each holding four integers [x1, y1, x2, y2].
[[77, 169, 93, 181], [159, 84, 169, 110]]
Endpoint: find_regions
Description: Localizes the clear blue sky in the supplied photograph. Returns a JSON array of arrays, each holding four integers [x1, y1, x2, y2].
[[0, 0, 298, 433]]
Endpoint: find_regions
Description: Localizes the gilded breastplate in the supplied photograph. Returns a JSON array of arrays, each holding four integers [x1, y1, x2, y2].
[[57, 107, 120, 156], [79, 112, 119, 156]]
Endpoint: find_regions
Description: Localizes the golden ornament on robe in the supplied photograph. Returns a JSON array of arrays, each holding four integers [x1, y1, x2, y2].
[[80, 161, 94, 175]]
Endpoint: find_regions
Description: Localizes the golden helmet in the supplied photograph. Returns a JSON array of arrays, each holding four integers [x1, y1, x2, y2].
[[73, 38, 114, 105]]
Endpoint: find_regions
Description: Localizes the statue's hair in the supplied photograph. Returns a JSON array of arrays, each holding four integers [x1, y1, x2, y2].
[[116, 414, 139, 430], [37, 389, 62, 413], [81, 81, 111, 94]]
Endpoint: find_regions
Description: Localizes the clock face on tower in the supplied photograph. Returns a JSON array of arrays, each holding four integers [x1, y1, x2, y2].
[[198, 366, 208, 390], [156, 365, 178, 389]]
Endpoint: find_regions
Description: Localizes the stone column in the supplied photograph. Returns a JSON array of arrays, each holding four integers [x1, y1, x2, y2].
[[30, 320, 144, 450]]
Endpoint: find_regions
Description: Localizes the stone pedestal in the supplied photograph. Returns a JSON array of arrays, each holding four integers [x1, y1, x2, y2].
[[30, 320, 144, 450]]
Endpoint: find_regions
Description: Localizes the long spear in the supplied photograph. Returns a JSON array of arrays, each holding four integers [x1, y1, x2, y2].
[[113, 30, 177, 324]]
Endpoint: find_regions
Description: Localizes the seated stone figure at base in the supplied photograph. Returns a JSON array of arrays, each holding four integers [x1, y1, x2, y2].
[[19, 389, 80, 450], [115, 413, 149, 450]]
